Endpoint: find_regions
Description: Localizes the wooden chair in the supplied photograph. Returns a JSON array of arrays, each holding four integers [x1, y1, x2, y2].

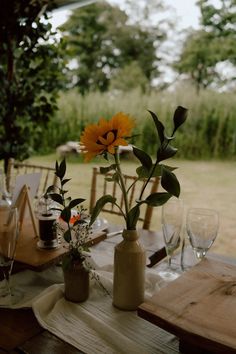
[[6, 158, 58, 199], [89, 167, 160, 230]]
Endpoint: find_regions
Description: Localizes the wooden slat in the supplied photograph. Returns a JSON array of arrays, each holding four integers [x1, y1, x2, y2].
[[89, 167, 160, 230], [138, 258, 236, 354]]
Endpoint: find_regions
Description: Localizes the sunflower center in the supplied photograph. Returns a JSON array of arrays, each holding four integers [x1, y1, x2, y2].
[[97, 129, 118, 145]]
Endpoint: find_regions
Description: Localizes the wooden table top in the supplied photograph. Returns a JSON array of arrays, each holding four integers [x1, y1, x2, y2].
[[14, 220, 107, 271], [0, 226, 166, 353], [138, 257, 236, 354]]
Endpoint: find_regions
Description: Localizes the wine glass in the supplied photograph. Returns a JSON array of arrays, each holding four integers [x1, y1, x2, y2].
[[0, 206, 22, 306], [159, 198, 183, 280], [186, 208, 219, 260]]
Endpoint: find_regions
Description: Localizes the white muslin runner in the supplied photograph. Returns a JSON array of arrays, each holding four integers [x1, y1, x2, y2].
[[2, 247, 179, 353]]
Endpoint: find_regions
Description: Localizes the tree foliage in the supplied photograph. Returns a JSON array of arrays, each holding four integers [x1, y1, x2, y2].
[[175, 0, 236, 91], [0, 0, 65, 170], [60, 1, 167, 94]]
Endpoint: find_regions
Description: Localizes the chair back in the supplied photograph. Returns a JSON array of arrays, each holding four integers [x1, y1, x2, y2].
[[89, 167, 160, 230], [6, 158, 58, 199]]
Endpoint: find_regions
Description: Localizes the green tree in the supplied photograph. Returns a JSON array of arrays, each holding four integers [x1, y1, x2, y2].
[[109, 61, 149, 92], [0, 0, 65, 171], [198, 0, 236, 64], [60, 1, 166, 94], [175, 0, 236, 91], [174, 30, 219, 92]]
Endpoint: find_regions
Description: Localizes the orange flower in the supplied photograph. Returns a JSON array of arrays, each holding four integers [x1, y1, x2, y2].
[[80, 112, 135, 161], [70, 214, 81, 224], [59, 214, 81, 224]]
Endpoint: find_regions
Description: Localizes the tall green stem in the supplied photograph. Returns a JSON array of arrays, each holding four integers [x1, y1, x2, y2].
[[114, 149, 129, 228], [139, 139, 170, 200]]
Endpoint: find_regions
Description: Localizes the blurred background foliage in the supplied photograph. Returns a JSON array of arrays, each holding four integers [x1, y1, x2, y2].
[[0, 0, 236, 164]]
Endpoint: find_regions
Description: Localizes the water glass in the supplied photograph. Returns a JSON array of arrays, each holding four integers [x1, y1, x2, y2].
[[159, 198, 183, 280], [186, 208, 219, 260], [0, 206, 21, 306]]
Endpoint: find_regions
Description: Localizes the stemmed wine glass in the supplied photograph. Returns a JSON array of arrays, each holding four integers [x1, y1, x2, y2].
[[0, 206, 21, 306], [186, 208, 219, 261], [159, 198, 184, 280]]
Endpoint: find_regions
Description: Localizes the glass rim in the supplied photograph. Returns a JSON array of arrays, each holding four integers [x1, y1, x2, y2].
[[187, 207, 219, 216]]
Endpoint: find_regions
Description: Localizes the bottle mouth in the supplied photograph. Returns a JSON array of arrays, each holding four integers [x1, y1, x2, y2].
[[41, 213, 53, 217]]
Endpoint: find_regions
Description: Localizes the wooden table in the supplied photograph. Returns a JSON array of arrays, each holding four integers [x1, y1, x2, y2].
[[138, 256, 236, 354], [0, 226, 166, 353]]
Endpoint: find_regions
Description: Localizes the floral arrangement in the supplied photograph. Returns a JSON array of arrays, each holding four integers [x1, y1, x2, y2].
[[81, 108, 187, 230], [47, 159, 90, 270]]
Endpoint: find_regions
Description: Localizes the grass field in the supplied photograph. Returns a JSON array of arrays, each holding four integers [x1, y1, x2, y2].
[[28, 154, 236, 258]]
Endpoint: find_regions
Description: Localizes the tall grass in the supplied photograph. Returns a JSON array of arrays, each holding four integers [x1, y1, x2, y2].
[[38, 85, 236, 159]]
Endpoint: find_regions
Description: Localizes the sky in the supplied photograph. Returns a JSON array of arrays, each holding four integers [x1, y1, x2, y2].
[[50, 0, 202, 31]]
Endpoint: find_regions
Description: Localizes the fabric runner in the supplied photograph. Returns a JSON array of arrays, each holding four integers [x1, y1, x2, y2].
[[1, 246, 180, 354]]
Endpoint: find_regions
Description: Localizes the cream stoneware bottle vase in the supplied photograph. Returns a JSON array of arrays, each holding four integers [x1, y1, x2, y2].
[[113, 229, 146, 310]]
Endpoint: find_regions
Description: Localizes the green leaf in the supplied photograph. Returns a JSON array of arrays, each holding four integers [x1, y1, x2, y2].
[[100, 164, 116, 174], [133, 147, 152, 171], [136, 164, 162, 178], [68, 198, 85, 209], [56, 158, 66, 179], [63, 228, 71, 243], [62, 178, 71, 186], [89, 195, 116, 226], [148, 110, 165, 143], [161, 166, 180, 197], [157, 144, 178, 162], [162, 164, 177, 172], [105, 172, 119, 182], [44, 185, 55, 196], [49, 193, 63, 205], [61, 207, 71, 223], [127, 205, 140, 230], [144, 192, 172, 206], [172, 106, 188, 135]]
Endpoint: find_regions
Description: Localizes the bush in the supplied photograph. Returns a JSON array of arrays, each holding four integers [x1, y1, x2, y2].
[[37, 85, 236, 159]]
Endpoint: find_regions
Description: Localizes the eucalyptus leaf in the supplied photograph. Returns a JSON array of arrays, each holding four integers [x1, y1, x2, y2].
[[61, 207, 71, 223], [90, 195, 116, 226], [105, 172, 119, 182], [148, 110, 165, 143], [62, 178, 71, 186], [68, 198, 85, 209], [144, 192, 172, 206], [162, 164, 177, 172], [63, 229, 72, 243], [136, 165, 150, 179], [172, 106, 188, 135], [58, 158, 66, 179], [49, 193, 63, 205], [45, 185, 55, 196], [136, 164, 162, 178], [133, 147, 152, 171], [127, 205, 140, 230], [100, 164, 116, 174], [157, 144, 178, 162], [161, 166, 180, 197]]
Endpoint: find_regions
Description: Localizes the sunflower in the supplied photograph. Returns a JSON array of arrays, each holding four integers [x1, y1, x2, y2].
[[80, 112, 135, 161]]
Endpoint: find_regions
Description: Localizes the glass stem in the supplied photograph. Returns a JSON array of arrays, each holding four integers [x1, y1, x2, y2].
[[166, 248, 172, 268], [0, 269, 12, 297]]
